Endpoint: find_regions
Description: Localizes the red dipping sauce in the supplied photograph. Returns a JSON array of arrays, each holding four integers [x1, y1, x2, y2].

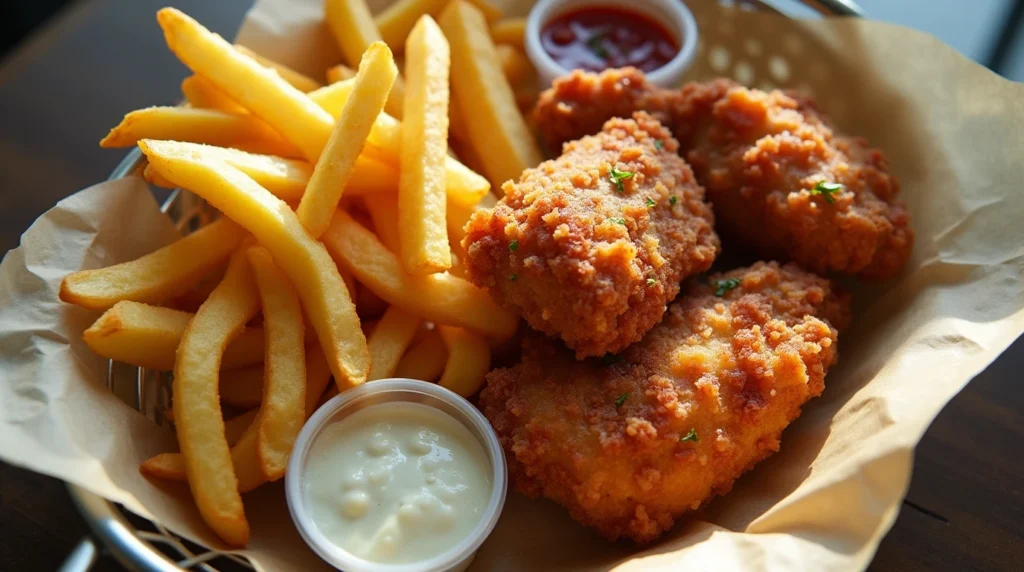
[[540, 7, 680, 74]]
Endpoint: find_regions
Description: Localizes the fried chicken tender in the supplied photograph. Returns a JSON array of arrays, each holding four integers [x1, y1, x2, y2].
[[479, 261, 851, 542], [534, 69, 914, 279], [462, 112, 719, 358]]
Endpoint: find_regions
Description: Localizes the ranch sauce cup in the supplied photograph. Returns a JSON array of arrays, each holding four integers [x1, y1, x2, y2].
[[285, 379, 507, 572]]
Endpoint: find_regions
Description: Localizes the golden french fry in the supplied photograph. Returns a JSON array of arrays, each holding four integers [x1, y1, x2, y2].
[[139, 140, 369, 388], [394, 329, 448, 381], [298, 42, 398, 237], [234, 45, 322, 93], [447, 191, 496, 244], [157, 8, 334, 162], [399, 16, 451, 274], [496, 44, 534, 89], [490, 18, 525, 49], [309, 80, 489, 207], [375, 0, 448, 52], [219, 364, 262, 408], [439, 1, 541, 187], [322, 210, 518, 339], [437, 325, 490, 397], [142, 141, 396, 202], [174, 251, 260, 547], [363, 195, 401, 253], [326, 63, 355, 83], [83, 301, 263, 370], [323, 0, 406, 119], [181, 75, 248, 114], [247, 247, 306, 481], [60, 218, 246, 310], [465, 0, 503, 22], [99, 106, 301, 157], [368, 306, 421, 381], [448, 98, 471, 142]]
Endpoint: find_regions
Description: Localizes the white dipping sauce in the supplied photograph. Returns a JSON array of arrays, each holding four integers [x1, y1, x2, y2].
[[303, 402, 492, 564]]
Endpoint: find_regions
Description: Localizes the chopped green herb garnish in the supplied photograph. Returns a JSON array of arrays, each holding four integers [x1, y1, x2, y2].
[[509, 273, 518, 281], [586, 34, 608, 59], [614, 392, 629, 408], [609, 217, 626, 226], [600, 354, 624, 366], [647, 277, 657, 286], [669, 195, 678, 206], [509, 239, 518, 253], [645, 197, 656, 208], [712, 277, 741, 296], [609, 166, 634, 193], [810, 181, 844, 204], [680, 428, 699, 443], [654, 140, 664, 150]]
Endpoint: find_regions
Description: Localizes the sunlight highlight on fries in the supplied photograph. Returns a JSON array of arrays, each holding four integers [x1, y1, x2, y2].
[[157, 7, 334, 161], [139, 140, 369, 388]]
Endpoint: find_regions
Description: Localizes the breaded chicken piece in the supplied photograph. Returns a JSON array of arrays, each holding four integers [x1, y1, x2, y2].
[[533, 69, 914, 279], [479, 262, 850, 542], [462, 112, 719, 359]]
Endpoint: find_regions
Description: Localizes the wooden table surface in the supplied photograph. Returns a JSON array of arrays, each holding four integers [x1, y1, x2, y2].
[[0, 1, 1020, 570]]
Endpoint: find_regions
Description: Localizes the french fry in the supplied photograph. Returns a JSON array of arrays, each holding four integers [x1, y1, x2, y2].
[[399, 16, 451, 274], [363, 195, 401, 253], [181, 75, 248, 114], [247, 247, 306, 481], [234, 45, 322, 93], [83, 301, 264, 371], [323, 0, 406, 119], [465, 0, 503, 23], [437, 325, 491, 397], [309, 80, 489, 207], [447, 190, 497, 244], [174, 250, 260, 547], [490, 18, 526, 49], [374, 0, 448, 52], [496, 44, 534, 89], [139, 140, 369, 388], [321, 211, 518, 339], [60, 218, 246, 310], [439, 1, 542, 187], [394, 329, 448, 381], [99, 106, 301, 158], [448, 98, 471, 142], [142, 142, 397, 202], [326, 63, 355, 83], [156, 8, 334, 162], [368, 306, 421, 381], [219, 364, 263, 408], [297, 42, 398, 237]]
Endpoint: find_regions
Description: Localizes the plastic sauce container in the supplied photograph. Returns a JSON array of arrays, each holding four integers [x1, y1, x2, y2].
[[285, 379, 507, 572], [525, 0, 699, 87]]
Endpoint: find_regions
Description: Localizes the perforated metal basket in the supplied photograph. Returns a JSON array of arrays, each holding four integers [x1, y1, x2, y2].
[[60, 1, 863, 570]]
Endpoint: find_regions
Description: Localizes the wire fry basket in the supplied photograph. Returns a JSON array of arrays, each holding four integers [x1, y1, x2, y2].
[[60, 1, 863, 570]]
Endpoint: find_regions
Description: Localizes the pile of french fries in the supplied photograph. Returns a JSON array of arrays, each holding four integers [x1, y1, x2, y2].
[[61, 0, 542, 547]]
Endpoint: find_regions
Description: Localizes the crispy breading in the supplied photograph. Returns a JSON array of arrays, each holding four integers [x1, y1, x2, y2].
[[479, 262, 850, 542], [462, 112, 719, 358], [533, 69, 914, 279]]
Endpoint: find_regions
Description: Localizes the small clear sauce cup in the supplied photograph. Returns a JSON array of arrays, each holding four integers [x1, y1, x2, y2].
[[524, 0, 700, 88], [285, 378, 507, 572]]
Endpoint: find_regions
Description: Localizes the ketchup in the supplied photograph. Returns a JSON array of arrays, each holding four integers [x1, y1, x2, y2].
[[540, 7, 680, 74]]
